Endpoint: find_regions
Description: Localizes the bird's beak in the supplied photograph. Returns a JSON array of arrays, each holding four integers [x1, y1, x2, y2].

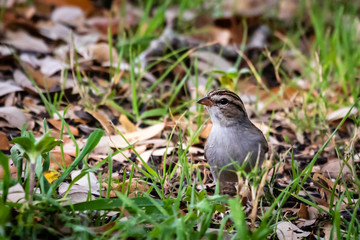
[[197, 96, 213, 106]]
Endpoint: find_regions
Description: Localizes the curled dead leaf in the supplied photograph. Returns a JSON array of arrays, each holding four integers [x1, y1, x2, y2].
[[86, 110, 115, 135]]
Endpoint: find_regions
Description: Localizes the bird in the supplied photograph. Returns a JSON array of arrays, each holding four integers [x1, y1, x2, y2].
[[197, 89, 268, 194]]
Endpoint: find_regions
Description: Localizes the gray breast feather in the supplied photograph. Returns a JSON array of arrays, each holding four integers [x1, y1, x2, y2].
[[205, 126, 267, 170]]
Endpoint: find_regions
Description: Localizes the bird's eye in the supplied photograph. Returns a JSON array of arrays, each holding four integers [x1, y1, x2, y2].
[[219, 98, 229, 105]]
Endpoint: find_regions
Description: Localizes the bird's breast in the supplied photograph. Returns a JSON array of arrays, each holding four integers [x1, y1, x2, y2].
[[205, 124, 264, 169]]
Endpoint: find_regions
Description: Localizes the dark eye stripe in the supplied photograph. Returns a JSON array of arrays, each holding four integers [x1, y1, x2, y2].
[[216, 100, 244, 112]]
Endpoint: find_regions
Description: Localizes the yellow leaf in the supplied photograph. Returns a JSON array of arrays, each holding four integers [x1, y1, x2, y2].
[[44, 169, 60, 183]]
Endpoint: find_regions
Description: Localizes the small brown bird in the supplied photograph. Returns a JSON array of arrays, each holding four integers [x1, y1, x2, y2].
[[197, 89, 268, 194]]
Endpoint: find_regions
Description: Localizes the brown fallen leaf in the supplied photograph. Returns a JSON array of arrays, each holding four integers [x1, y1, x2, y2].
[[119, 114, 136, 133], [88, 43, 119, 64], [48, 119, 79, 136], [86, 110, 115, 135], [0, 159, 17, 179], [49, 150, 73, 170], [0, 132, 10, 150], [313, 172, 342, 192], [22, 96, 46, 114], [24, 64, 60, 90], [36, 0, 94, 14], [297, 203, 309, 220]]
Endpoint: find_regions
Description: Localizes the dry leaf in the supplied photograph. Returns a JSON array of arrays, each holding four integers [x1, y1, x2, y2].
[[139, 150, 153, 164], [297, 203, 309, 219], [191, 51, 233, 73], [86, 17, 120, 34], [71, 170, 99, 194], [4, 31, 49, 53], [321, 159, 352, 180], [24, 65, 60, 90], [0, 106, 27, 129], [6, 183, 26, 203], [23, 96, 46, 114], [44, 169, 61, 183], [152, 147, 175, 157], [86, 110, 115, 135], [119, 114, 136, 133], [260, 85, 299, 111], [295, 219, 316, 228], [0, 132, 10, 150], [104, 179, 150, 198], [0, 80, 23, 97], [88, 43, 119, 64], [49, 150, 73, 170], [326, 107, 358, 122], [96, 123, 164, 149], [276, 221, 311, 240], [48, 119, 79, 136], [37, 0, 94, 14], [37, 22, 72, 42], [313, 172, 341, 192], [13, 69, 38, 94], [0, 159, 17, 179], [51, 6, 85, 27], [58, 182, 96, 204], [39, 56, 65, 76]]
